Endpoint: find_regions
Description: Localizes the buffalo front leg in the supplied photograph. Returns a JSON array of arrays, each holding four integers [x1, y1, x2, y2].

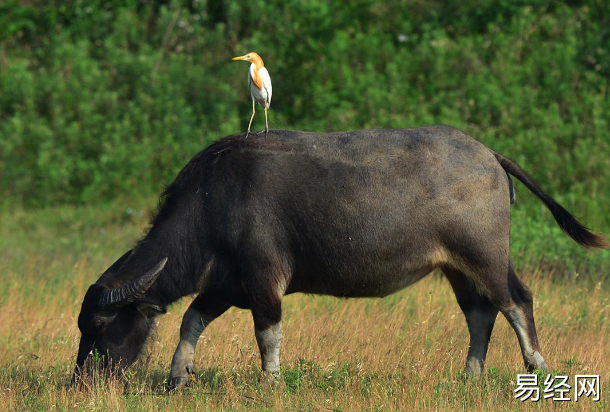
[[168, 295, 230, 389], [255, 321, 282, 385], [251, 297, 283, 386]]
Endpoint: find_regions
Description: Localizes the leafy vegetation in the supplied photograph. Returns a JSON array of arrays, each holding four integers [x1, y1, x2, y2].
[[0, 0, 608, 273], [0, 1, 608, 205]]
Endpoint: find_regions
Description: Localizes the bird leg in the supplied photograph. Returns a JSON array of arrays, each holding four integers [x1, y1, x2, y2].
[[264, 105, 269, 138], [246, 100, 256, 138]]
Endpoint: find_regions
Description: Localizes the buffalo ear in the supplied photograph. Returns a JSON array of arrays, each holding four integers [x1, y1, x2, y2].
[[137, 303, 167, 318]]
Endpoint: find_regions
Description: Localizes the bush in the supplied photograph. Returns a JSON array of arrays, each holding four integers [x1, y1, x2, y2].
[[0, 1, 608, 272]]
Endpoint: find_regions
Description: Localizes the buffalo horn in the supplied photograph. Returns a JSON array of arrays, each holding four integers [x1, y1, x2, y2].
[[98, 257, 168, 310]]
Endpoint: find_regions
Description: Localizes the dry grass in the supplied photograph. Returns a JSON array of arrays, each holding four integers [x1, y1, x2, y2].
[[0, 204, 608, 411]]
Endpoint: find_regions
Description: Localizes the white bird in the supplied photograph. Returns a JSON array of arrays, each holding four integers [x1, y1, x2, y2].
[[232, 52, 272, 137]]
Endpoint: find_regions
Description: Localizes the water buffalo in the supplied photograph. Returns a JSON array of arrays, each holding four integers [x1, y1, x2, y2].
[[73, 126, 607, 388]]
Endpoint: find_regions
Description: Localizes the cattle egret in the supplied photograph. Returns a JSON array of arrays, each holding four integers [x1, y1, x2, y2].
[[232, 52, 272, 137]]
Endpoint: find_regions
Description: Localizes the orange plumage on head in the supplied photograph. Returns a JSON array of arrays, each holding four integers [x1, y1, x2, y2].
[[236, 52, 264, 89]]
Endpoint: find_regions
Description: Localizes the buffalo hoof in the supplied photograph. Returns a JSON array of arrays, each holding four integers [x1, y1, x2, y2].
[[167, 375, 190, 391], [261, 370, 281, 388], [167, 366, 194, 391]]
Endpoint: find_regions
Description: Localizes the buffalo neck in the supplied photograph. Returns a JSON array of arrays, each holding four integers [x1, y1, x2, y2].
[[98, 194, 206, 307]]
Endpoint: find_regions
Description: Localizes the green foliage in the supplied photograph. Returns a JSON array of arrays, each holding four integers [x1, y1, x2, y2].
[[0, 1, 608, 271]]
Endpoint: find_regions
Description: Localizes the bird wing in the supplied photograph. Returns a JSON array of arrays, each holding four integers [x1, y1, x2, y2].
[[258, 67, 272, 107]]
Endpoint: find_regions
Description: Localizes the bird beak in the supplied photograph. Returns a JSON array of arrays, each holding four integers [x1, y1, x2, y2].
[[232, 55, 248, 61]]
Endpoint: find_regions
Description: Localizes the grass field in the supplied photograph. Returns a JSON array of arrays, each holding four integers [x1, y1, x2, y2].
[[0, 200, 608, 411]]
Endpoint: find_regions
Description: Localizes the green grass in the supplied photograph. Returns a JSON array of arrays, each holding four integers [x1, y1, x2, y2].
[[0, 201, 608, 411]]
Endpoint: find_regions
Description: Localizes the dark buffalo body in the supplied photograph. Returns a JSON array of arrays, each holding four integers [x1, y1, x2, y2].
[[181, 127, 501, 300], [74, 126, 607, 386]]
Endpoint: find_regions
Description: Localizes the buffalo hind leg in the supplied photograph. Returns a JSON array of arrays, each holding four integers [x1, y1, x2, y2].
[[443, 267, 498, 376], [458, 260, 549, 373], [168, 295, 230, 389], [502, 265, 548, 372]]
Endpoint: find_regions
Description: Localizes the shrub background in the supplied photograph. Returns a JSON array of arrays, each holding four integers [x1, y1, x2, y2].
[[0, 0, 608, 273]]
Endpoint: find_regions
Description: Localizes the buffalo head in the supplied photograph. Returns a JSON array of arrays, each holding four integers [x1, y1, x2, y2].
[[72, 256, 168, 386]]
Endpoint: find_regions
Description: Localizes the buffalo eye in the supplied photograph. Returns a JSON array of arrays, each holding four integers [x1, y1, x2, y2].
[[91, 313, 116, 333], [136, 303, 167, 318]]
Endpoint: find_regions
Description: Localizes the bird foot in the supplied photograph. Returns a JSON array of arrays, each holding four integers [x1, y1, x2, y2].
[[253, 129, 269, 137]]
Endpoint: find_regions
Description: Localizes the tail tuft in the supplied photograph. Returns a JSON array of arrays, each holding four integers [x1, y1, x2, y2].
[[543, 196, 609, 249], [492, 150, 608, 249]]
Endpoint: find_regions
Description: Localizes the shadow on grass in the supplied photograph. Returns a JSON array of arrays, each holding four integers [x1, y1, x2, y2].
[[127, 366, 230, 396]]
